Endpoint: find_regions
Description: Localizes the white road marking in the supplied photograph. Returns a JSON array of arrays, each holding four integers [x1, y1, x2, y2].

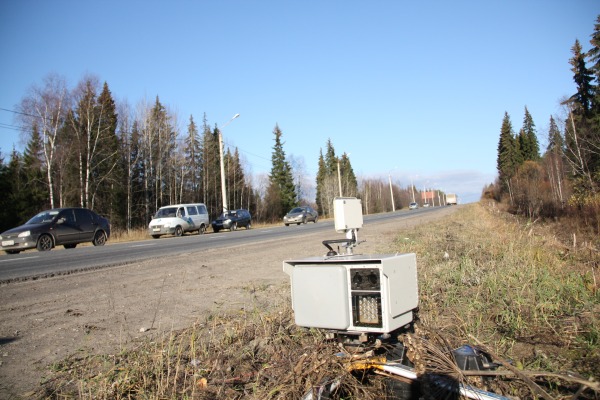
[[0, 256, 40, 263]]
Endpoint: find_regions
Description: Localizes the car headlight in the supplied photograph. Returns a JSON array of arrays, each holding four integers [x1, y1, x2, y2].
[[225, 219, 232, 223], [18, 231, 31, 238]]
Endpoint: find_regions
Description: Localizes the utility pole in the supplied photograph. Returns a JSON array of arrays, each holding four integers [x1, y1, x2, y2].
[[388, 174, 395, 212], [337, 158, 343, 197], [218, 113, 240, 214]]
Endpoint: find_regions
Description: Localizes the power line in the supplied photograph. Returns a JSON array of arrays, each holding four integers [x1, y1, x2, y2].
[[0, 122, 26, 133], [0, 107, 38, 119]]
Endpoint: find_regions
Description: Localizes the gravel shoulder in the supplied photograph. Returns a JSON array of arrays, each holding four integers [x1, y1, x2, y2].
[[0, 208, 458, 398]]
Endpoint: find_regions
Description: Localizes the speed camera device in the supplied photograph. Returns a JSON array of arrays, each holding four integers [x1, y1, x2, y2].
[[283, 197, 418, 335]]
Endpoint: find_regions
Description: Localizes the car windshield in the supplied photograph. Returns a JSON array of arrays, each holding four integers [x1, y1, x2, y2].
[[220, 212, 236, 219], [289, 208, 304, 214], [155, 207, 177, 218], [26, 210, 59, 224]]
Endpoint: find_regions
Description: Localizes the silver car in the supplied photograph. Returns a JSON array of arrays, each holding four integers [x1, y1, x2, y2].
[[283, 206, 318, 226]]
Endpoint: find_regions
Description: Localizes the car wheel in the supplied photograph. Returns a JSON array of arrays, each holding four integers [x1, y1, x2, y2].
[[174, 226, 183, 237], [152, 235, 161, 239], [246, 222, 251, 230], [5, 250, 20, 254], [231, 222, 237, 231], [213, 227, 219, 233], [285, 223, 289, 226], [92, 231, 107, 246], [302, 217, 307, 224], [198, 225, 206, 235], [314, 216, 318, 223], [36, 234, 53, 251], [64, 243, 77, 249]]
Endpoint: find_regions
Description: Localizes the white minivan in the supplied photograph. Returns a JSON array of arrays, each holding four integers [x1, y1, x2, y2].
[[148, 203, 209, 238]]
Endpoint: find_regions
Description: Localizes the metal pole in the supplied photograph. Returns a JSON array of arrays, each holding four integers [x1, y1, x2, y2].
[[337, 159, 342, 197], [388, 174, 395, 212], [218, 114, 240, 214]]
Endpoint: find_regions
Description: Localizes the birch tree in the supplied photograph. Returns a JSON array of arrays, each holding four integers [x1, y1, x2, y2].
[[18, 73, 69, 208]]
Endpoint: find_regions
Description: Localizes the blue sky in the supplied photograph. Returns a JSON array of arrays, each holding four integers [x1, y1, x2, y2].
[[0, 1, 598, 203]]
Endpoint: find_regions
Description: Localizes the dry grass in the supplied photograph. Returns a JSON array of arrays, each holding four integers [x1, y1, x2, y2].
[[394, 202, 599, 398], [39, 203, 600, 399], [109, 228, 150, 243], [39, 286, 380, 399]]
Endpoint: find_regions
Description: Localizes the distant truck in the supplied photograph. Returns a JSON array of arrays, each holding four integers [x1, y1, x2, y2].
[[446, 193, 458, 205]]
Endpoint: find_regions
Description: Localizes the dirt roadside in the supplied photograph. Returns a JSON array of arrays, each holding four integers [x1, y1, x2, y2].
[[0, 208, 458, 398]]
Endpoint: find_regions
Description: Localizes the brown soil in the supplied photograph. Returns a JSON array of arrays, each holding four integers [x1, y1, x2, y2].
[[0, 208, 458, 398]]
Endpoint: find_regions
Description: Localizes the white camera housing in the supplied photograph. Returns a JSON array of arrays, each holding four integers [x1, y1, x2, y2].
[[283, 253, 418, 334], [334, 197, 363, 232], [283, 197, 419, 334]]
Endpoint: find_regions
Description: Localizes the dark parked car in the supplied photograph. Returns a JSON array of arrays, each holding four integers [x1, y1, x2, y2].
[[0, 208, 111, 254], [283, 206, 318, 226], [211, 209, 252, 232]]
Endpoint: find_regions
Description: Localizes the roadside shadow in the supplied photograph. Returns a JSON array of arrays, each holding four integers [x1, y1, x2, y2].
[[0, 337, 19, 346]]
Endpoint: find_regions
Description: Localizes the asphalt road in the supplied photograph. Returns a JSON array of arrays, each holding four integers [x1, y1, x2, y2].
[[0, 207, 440, 282]]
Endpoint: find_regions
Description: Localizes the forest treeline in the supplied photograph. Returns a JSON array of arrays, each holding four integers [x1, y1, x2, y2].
[[0, 75, 424, 233], [488, 16, 600, 234], [8, 13, 597, 236]]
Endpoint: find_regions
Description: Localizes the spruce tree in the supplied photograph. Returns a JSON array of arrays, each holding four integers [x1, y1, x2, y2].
[[546, 116, 564, 155], [587, 15, 600, 134], [566, 39, 599, 192], [497, 112, 519, 192], [324, 139, 337, 175], [267, 124, 297, 219], [1, 150, 24, 231], [516, 128, 527, 165], [315, 149, 326, 214], [0, 151, 11, 232], [339, 152, 358, 196], [148, 96, 176, 209], [21, 124, 48, 217], [95, 82, 125, 226], [201, 122, 221, 218], [521, 106, 540, 161], [183, 115, 202, 202], [587, 16, 600, 112], [569, 39, 595, 116]]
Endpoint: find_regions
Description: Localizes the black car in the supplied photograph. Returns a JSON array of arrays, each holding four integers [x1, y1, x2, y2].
[[211, 209, 252, 232], [0, 208, 111, 254]]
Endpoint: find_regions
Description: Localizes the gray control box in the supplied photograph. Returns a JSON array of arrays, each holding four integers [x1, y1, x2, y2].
[[283, 253, 418, 334]]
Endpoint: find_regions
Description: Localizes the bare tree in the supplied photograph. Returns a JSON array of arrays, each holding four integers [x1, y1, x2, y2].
[[18, 74, 69, 208], [116, 99, 138, 231], [288, 154, 314, 204]]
